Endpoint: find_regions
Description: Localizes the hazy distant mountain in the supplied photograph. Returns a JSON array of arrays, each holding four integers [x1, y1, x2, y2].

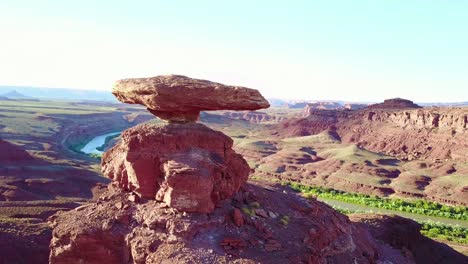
[[1, 90, 29, 99], [0, 86, 117, 102], [418, 102, 468, 107]]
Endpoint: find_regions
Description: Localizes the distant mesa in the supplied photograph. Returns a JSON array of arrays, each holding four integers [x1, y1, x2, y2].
[[344, 103, 368, 110], [304, 101, 342, 110], [367, 98, 421, 109], [112, 74, 270, 122], [302, 101, 368, 117]]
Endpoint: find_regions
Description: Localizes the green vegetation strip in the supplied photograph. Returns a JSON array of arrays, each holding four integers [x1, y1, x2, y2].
[[284, 182, 468, 221], [421, 222, 468, 244], [332, 207, 468, 244]]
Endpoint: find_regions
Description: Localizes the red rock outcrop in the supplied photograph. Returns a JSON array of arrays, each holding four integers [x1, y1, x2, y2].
[[102, 123, 250, 213], [49, 182, 415, 264], [112, 75, 270, 122], [99, 75, 269, 213]]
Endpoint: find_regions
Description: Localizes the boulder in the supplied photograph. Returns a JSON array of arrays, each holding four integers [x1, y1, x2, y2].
[[112, 75, 270, 122], [232, 208, 244, 227], [101, 122, 251, 213]]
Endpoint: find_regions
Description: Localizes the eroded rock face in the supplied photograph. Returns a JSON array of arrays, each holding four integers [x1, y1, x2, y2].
[[112, 75, 270, 122], [277, 107, 468, 162], [101, 123, 250, 213], [49, 182, 411, 264]]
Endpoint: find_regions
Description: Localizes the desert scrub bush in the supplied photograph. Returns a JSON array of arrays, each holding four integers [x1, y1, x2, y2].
[[283, 181, 468, 221], [279, 215, 290, 226], [241, 207, 256, 217]]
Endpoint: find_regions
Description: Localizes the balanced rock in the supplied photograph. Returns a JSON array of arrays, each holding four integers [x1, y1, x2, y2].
[[102, 123, 250, 213], [112, 75, 270, 122]]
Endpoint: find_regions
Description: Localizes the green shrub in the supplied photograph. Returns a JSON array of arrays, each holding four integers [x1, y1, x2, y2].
[[241, 207, 255, 216], [279, 215, 290, 226]]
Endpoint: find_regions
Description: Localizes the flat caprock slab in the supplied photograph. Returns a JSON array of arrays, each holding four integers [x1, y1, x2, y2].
[[112, 74, 270, 122]]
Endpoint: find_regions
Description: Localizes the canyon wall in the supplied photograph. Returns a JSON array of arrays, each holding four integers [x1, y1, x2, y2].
[[276, 107, 468, 162]]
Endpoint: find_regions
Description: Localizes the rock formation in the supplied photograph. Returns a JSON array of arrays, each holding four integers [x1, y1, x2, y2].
[[102, 123, 250, 213], [112, 75, 269, 122], [100, 75, 268, 213], [48, 78, 465, 263]]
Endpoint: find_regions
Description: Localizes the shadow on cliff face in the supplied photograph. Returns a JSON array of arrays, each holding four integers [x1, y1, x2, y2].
[[350, 214, 468, 264], [0, 225, 51, 264]]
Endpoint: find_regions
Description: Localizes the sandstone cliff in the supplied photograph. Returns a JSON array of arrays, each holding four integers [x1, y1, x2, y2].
[[277, 107, 468, 162]]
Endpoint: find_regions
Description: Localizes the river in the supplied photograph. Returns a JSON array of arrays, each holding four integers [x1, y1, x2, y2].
[[80, 132, 121, 155]]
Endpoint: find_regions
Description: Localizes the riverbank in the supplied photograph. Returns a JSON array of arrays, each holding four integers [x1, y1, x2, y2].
[[80, 132, 121, 155]]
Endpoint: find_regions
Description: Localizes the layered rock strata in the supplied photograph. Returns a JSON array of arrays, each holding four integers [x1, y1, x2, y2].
[[112, 75, 270, 122], [102, 123, 250, 213], [277, 106, 468, 162], [100, 74, 269, 213]]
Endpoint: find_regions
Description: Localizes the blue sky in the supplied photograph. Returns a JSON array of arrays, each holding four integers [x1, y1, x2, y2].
[[0, 0, 467, 102]]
